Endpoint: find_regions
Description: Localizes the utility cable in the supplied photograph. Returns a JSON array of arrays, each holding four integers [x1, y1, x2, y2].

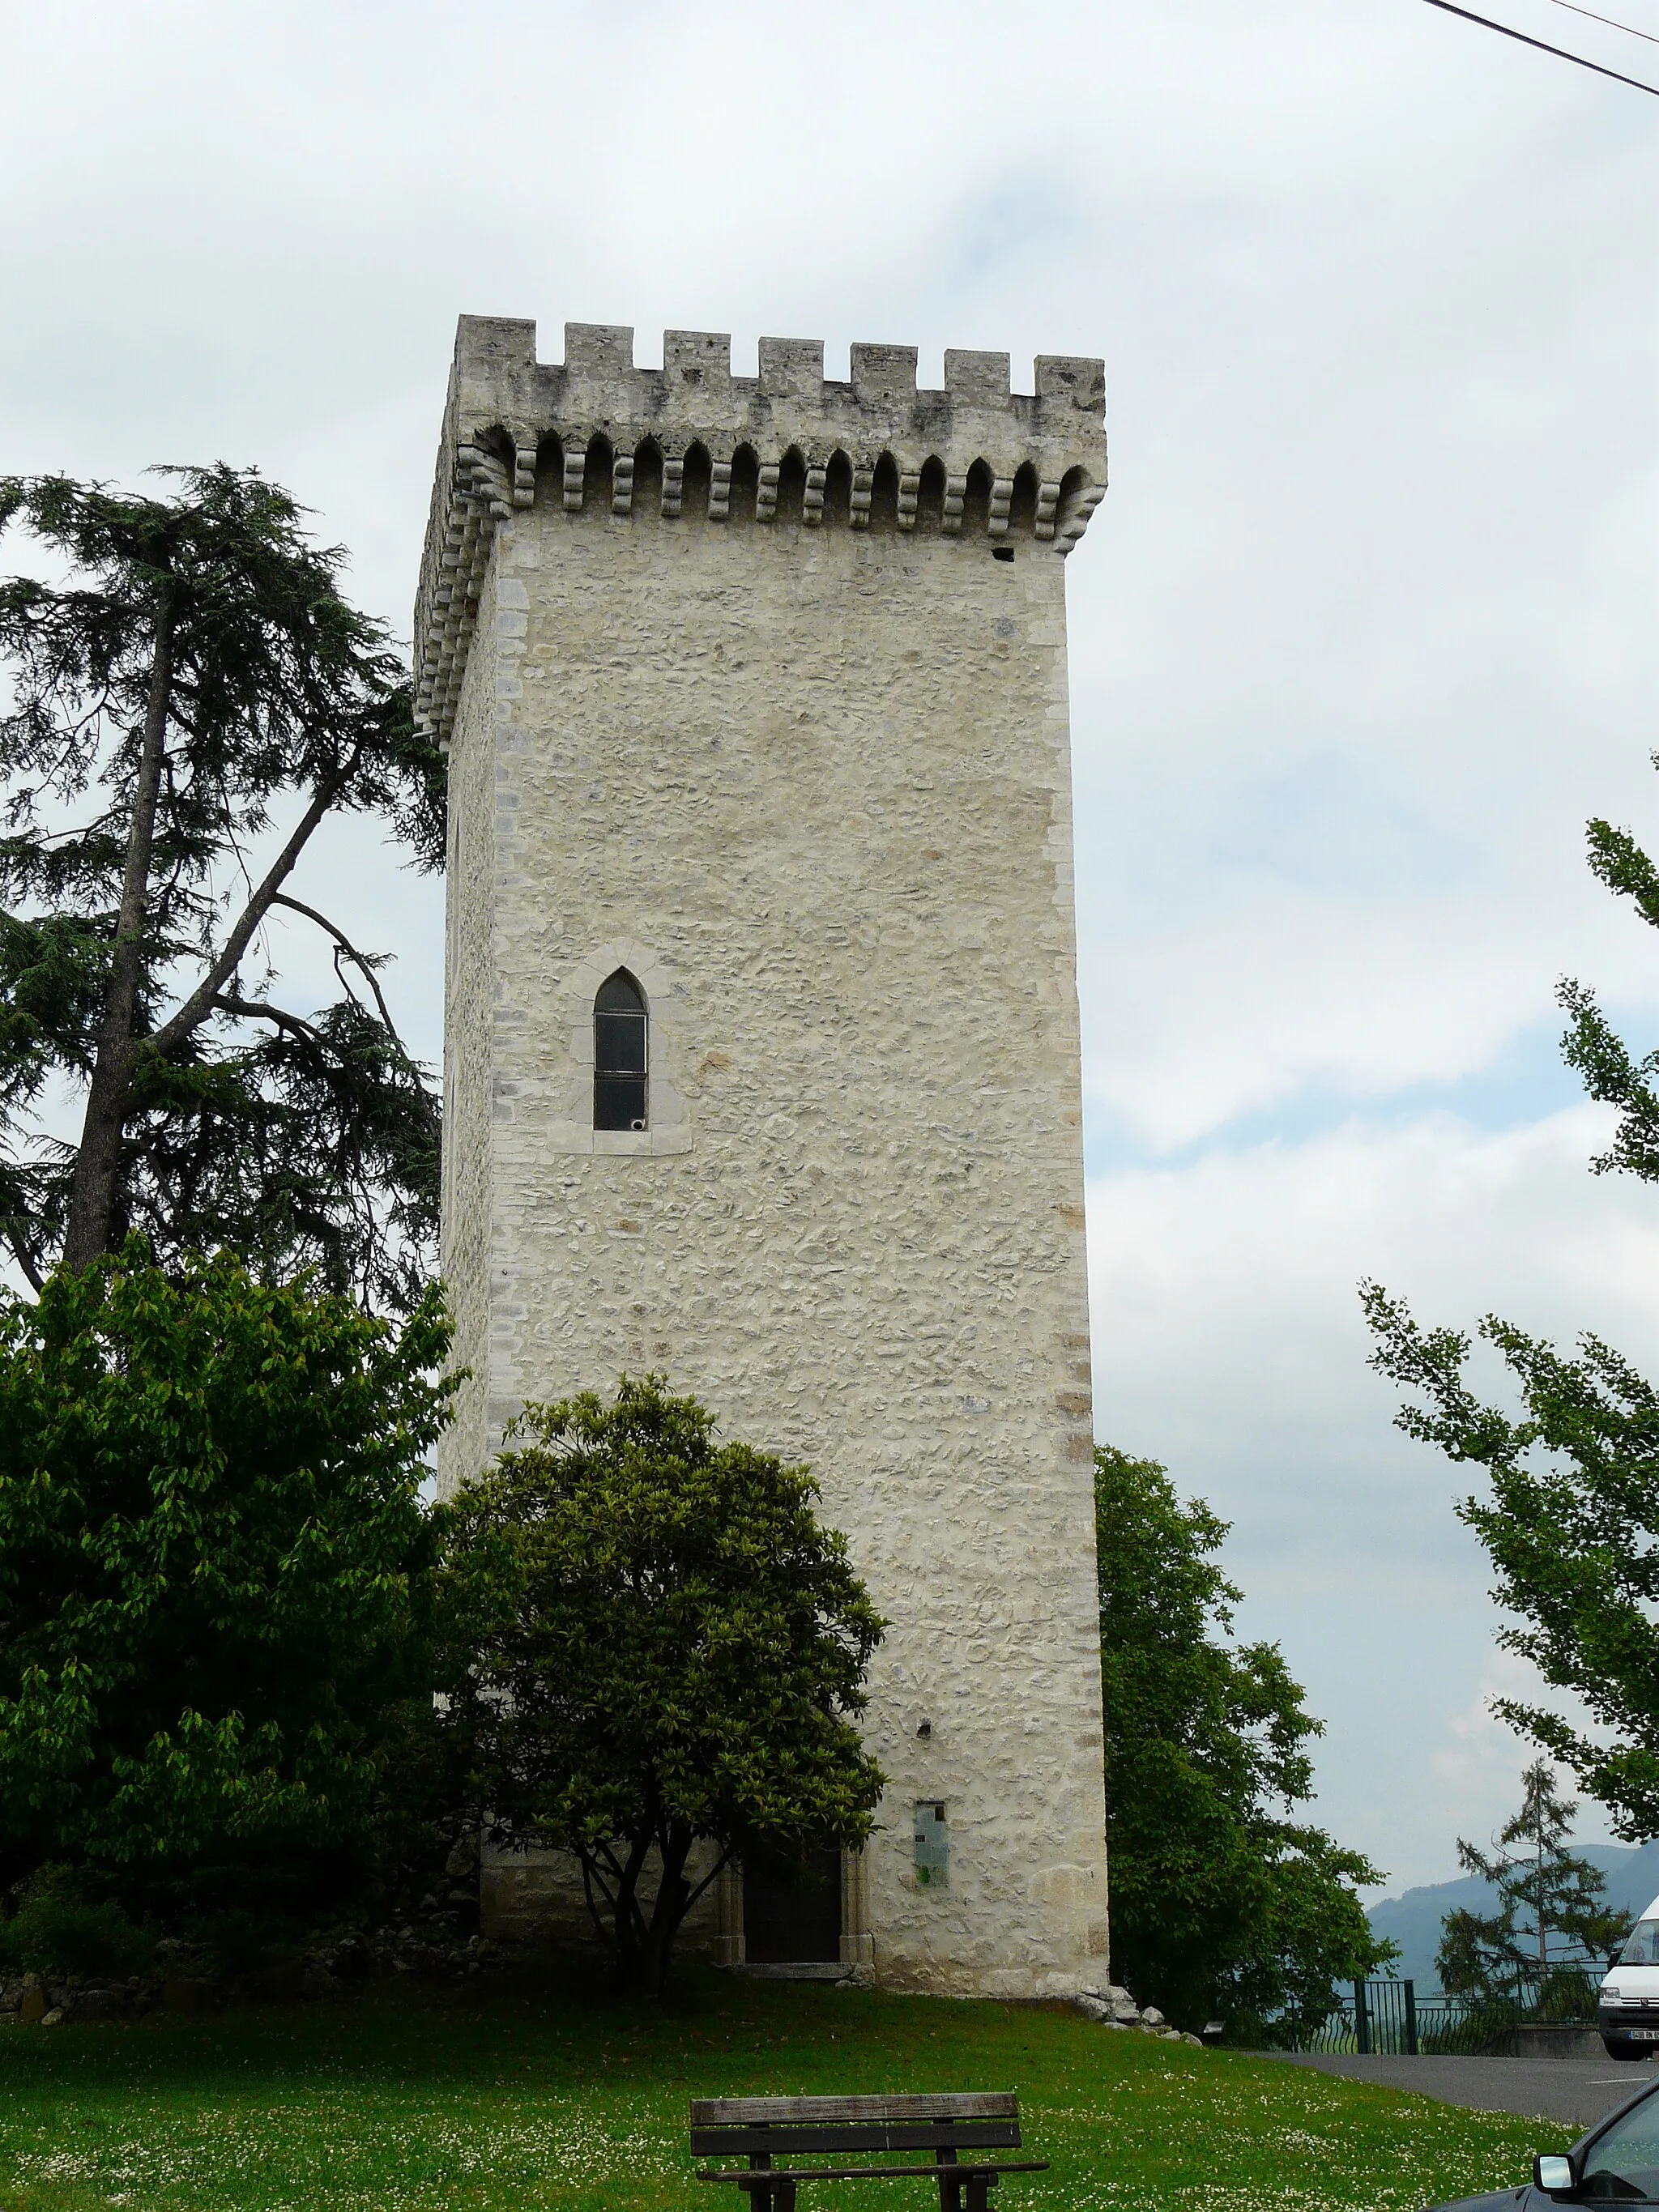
[[1546, 0, 1659, 46], [1418, 0, 1659, 91]]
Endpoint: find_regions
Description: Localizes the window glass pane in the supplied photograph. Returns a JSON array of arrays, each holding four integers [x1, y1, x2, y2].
[[595, 971, 645, 1014], [1582, 2091, 1659, 2198], [913, 1803, 949, 1887], [595, 1076, 647, 1132], [595, 1011, 646, 1076], [1622, 1923, 1659, 1967]]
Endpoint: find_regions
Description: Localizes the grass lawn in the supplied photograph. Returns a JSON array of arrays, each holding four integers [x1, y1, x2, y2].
[[0, 1967, 1572, 2212]]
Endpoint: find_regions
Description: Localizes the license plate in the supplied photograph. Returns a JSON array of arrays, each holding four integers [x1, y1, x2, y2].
[[1628, 2028, 1659, 2040]]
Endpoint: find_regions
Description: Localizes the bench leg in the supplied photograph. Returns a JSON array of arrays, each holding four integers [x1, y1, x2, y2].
[[964, 2180, 997, 2212]]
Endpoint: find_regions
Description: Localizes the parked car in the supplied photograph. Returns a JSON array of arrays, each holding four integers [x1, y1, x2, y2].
[[1428, 2071, 1659, 2207], [1600, 1894, 1659, 2060]]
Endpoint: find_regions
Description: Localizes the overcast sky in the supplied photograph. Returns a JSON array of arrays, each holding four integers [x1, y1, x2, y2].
[[3, 0, 1657, 1897]]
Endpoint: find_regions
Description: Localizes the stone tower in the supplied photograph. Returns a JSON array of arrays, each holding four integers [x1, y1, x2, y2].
[[417, 317, 1110, 1999]]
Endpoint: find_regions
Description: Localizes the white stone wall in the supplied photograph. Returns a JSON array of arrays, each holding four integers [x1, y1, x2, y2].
[[432, 324, 1109, 1998]]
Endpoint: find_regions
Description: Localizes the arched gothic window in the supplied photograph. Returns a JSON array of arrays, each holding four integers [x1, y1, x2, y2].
[[594, 969, 648, 1130]]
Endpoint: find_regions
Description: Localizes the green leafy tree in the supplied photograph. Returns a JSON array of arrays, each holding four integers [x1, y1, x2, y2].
[[1364, 1282, 1659, 1838], [1363, 762, 1659, 1839], [1558, 794, 1659, 1184], [0, 1238, 456, 1919], [1436, 1761, 1628, 2004], [441, 1376, 885, 1995], [1095, 1444, 1391, 2037], [0, 467, 445, 1311]]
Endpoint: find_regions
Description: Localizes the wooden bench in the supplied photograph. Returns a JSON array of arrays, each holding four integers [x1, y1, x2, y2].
[[690, 2092, 1048, 2210]]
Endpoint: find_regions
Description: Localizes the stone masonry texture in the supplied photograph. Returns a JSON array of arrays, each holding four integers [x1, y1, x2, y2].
[[422, 318, 1110, 1997]]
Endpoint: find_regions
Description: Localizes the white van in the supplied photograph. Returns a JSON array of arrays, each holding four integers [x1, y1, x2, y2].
[[1599, 1895, 1659, 2058]]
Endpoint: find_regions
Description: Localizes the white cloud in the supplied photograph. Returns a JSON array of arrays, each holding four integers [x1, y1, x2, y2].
[[1082, 888, 1591, 1149], [1425, 1650, 1573, 1848]]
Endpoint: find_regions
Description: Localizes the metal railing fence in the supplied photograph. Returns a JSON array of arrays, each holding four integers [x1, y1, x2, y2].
[[1290, 1968, 1603, 2056]]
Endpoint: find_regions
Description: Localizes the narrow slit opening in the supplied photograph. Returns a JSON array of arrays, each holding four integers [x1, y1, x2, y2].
[[582, 433, 613, 512], [682, 442, 711, 521], [775, 450, 806, 526], [961, 459, 992, 539], [632, 437, 663, 518], [868, 454, 899, 534], [729, 445, 759, 524]]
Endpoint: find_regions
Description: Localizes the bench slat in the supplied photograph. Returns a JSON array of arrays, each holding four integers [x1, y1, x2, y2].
[[693, 2123, 1020, 2156], [697, 2162, 1050, 2187], [691, 2094, 1017, 2125]]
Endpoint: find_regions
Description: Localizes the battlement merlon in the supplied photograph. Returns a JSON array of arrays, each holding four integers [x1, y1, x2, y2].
[[414, 317, 1107, 747], [446, 314, 1104, 461]]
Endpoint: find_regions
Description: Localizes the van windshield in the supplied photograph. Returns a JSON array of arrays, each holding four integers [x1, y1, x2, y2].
[[1618, 1923, 1659, 1967]]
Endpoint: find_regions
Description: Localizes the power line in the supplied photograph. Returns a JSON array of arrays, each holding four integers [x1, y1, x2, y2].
[[1547, 0, 1659, 45], [1418, 0, 1659, 91]]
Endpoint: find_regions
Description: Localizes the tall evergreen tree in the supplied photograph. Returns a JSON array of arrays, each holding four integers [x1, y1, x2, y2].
[[1436, 1762, 1628, 2001], [0, 468, 444, 1310]]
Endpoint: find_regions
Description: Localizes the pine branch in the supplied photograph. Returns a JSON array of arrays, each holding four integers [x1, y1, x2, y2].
[[271, 893, 400, 1039], [1, 1218, 44, 1294], [149, 758, 356, 1058], [211, 995, 322, 1046]]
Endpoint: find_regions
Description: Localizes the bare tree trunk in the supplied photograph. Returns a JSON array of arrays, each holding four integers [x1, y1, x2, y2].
[[612, 1829, 654, 1984], [62, 592, 175, 1271], [1538, 1829, 1548, 1974], [644, 1823, 695, 1997]]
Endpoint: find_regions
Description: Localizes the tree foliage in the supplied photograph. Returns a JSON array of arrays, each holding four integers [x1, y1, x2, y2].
[[0, 1238, 456, 1918], [1095, 1445, 1390, 2037], [0, 467, 445, 1310], [1559, 801, 1659, 1185], [1436, 1761, 1628, 2002], [1364, 1281, 1659, 1839], [1363, 763, 1659, 1842], [441, 1377, 885, 1995]]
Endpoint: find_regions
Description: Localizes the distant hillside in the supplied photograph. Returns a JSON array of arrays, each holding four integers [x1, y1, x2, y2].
[[1367, 1841, 1659, 1992]]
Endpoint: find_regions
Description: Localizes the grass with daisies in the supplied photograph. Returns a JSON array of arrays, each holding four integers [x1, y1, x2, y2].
[[0, 1963, 1571, 2212]]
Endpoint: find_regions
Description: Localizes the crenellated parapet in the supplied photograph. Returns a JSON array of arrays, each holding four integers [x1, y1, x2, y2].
[[414, 317, 1107, 748]]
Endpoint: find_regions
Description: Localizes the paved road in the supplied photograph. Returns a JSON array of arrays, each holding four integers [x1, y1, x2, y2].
[[1265, 2052, 1656, 2132]]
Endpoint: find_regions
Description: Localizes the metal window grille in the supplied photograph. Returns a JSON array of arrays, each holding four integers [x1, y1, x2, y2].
[[594, 969, 647, 1130]]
